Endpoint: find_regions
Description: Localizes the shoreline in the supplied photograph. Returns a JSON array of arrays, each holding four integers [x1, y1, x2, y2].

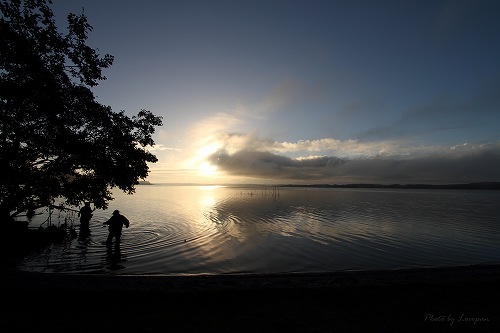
[[2, 264, 499, 332], [4, 263, 500, 292], [149, 181, 500, 190]]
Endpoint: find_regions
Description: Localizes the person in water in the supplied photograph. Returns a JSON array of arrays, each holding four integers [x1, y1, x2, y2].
[[78, 202, 94, 227], [103, 210, 130, 246]]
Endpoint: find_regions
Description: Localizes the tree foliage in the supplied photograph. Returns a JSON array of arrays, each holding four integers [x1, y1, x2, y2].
[[0, 0, 163, 220]]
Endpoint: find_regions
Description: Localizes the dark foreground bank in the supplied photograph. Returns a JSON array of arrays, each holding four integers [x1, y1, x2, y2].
[[1, 265, 500, 332]]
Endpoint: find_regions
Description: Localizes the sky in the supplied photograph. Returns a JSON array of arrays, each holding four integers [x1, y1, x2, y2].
[[51, 0, 500, 185]]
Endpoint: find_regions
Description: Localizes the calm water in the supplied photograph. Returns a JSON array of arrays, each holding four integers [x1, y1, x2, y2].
[[18, 185, 500, 275]]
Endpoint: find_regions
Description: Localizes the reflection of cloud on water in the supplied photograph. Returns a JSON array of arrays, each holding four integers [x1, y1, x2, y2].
[[207, 189, 346, 246], [16, 186, 500, 274]]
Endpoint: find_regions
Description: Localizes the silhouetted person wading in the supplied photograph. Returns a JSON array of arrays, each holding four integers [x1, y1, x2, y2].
[[78, 202, 94, 227], [103, 210, 130, 246]]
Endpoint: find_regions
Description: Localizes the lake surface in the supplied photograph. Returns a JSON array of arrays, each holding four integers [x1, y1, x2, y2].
[[18, 185, 500, 275]]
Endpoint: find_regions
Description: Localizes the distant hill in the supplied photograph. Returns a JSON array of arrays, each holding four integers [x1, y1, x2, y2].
[[138, 181, 152, 185], [281, 182, 500, 190]]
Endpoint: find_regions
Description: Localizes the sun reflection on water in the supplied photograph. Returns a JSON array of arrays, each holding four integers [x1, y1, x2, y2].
[[17, 186, 500, 275]]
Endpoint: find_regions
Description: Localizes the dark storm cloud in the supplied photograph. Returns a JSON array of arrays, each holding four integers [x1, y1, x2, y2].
[[208, 144, 500, 184], [209, 150, 346, 180]]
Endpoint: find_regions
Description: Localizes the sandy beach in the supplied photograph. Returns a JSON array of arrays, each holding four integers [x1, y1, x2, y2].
[[2, 264, 499, 332]]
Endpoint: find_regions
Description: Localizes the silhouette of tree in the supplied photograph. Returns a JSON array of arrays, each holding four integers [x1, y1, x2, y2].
[[0, 0, 163, 222]]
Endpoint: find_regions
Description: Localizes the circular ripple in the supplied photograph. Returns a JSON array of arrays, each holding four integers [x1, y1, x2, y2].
[[16, 186, 500, 275]]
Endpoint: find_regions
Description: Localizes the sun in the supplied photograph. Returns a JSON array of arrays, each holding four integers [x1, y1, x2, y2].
[[193, 142, 220, 176], [199, 161, 217, 175]]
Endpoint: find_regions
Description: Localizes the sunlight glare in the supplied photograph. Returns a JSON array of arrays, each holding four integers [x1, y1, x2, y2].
[[195, 142, 220, 176], [199, 161, 217, 175]]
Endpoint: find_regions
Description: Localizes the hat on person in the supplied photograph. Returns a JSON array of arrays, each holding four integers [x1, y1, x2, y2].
[[113, 210, 120, 215]]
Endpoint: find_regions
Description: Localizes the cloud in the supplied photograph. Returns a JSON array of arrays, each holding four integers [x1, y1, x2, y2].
[[252, 78, 300, 116], [238, 77, 330, 120], [189, 112, 242, 139], [207, 137, 500, 184], [146, 143, 182, 152], [359, 87, 500, 141], [210, 132, 452, 159]]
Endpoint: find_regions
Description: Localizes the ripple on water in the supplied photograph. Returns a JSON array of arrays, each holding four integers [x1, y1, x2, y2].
[[17, 186, 500, 274]]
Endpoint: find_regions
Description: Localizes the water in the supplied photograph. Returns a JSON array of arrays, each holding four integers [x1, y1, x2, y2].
[[18, 185, 500, 275]]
